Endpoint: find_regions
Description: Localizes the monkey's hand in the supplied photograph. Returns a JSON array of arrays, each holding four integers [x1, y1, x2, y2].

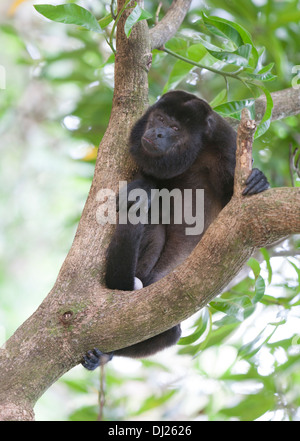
[[242, 168, 270, 196]]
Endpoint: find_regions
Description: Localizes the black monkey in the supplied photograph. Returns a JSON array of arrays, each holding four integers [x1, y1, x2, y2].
[[82, 91, 269, 370]]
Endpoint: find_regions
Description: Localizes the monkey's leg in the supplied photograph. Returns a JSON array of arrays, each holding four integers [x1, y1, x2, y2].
[[105, 222, 145, 291]]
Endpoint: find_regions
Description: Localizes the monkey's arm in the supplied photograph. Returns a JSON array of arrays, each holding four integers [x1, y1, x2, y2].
[[105, 222, 145, 290], [105, 176, 156, 291]]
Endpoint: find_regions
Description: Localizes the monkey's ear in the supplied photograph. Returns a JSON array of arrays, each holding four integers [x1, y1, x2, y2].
[[205, 112, 216, 136], [183, 98, 214, 127]]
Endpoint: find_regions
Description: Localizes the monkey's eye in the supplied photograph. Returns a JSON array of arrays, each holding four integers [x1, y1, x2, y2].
[[158, 116, 164, 122]]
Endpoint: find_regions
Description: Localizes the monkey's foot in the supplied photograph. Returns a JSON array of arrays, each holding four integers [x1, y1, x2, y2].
[[81, 348, 113, 370]]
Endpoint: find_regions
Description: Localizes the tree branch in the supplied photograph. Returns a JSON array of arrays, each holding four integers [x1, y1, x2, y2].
[[226, 87, 300, 130], [149, 0, 192, 50], [0, 187, 299, 419], [234, 108, 256, 196]]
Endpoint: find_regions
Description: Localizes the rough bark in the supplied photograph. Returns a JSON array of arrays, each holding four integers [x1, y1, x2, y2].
[[0, 0, 300, 421], [234, 108, 256, 195]]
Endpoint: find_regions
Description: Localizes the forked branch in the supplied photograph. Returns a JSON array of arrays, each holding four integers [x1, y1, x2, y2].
[[150, 0, 192, 49]]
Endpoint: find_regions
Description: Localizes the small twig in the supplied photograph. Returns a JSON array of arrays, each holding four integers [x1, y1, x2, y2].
[[234, 108, 256, 197], [110, 0, 117, 19], [97, 365, 106, 421], [109, 0, 133, 54], [161, 46, 245, 83], [289, 143, 300, 187], [272, 249, 300, 257], [289, 143, 295, 187], [155, 2, 162, 25]]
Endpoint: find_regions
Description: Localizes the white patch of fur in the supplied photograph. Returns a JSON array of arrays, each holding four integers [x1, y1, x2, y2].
[[133, 277, 143, 290]]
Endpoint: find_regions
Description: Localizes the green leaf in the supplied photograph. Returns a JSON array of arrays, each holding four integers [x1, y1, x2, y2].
[[260, 248, 272, 284], [187, 43, 207, 62], [254, 86, 274, 139], [210, 298, 242, 318], [256, 62, 274, 75], [201, 320, 239, 350], [288, 259, 300, 281], [246, 63, 277, 82], [163, 43, 206, 92], [69, 405, 98, 421], [220, 392, 276, 421], [288, 260, 300, 296], [201, 14, 258, 67], [208, 44, 252, 67], [134, 390, 176, 415], [270, 10, 300, 28], [201, 13, 244, 48], [34, 4, 102, 33], [211, 295, 255, 322], [238, 326, 276, 360], [214, 99, 255, 119], [253, 275, 266, 304], [124, 4, 152, 38], [165, 37, 189, 54], [247, 257, 261, 279], [210, 88, 228, 108], [62, 379, 89, 394], [98, 14, 113, 29], [178, 325, 206, 345], [178, 309, 209, 345], [194, 34, 225, 52], [212, 314, 243, 328]]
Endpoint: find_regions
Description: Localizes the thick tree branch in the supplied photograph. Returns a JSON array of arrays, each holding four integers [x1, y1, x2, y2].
[[256, 87, 300, 122], [226, 87, 300, 130], [0, 187, 299, 420], [149, 0, 192, 50]]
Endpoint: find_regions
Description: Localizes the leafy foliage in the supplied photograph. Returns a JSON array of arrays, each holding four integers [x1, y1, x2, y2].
[[34, 4, 103, 33], [34, 1, 276, 137], [124, 4, 152, 37]]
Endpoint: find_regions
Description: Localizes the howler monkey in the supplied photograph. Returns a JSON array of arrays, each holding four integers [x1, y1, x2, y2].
[[82, 90, 269, 370]]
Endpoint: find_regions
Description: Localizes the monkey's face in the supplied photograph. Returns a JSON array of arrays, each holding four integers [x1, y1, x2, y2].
[[141, 110, 183, 157], [130, 91, 216, 179]]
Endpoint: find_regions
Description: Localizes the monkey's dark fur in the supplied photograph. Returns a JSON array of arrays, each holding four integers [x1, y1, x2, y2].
[[82, 91, 269, 370]]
